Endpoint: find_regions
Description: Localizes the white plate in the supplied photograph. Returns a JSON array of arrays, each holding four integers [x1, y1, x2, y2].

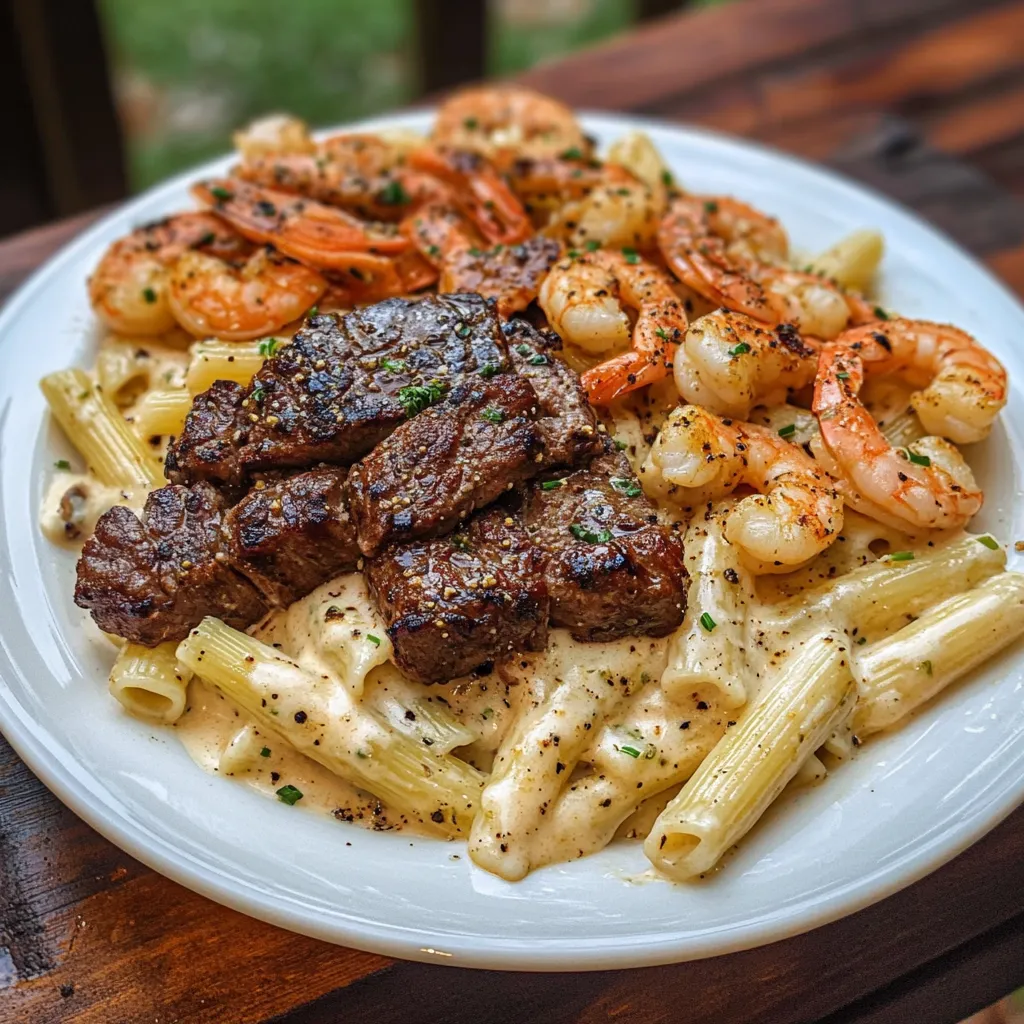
[[2, 111, 1024, 972]]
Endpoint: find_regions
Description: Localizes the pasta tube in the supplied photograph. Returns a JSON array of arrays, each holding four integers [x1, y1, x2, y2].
[[662, 508, 755, 709], [768, 533, 1005, 639], [96, 342, 152, 406], [372, 671, 477, 754], [109, 642, 191, 724], [176, 618, 484, 835], [854, 572, 1024, 735], [807, 229, 884, 292], [186, 338, 277, 394], [40, 369, 163, 488], [132, 389, 193, 438], [645, 629, 855, 880]]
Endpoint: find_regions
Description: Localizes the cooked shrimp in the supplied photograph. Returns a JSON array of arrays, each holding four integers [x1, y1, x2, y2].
[[406, 147, 532, 246], [643, 404, 844, 571], [167, 247, 326, 340], [674, 309, 819, 418], [192, 178, 409, 271], [432, 85, 591, 160], [88, 213, 248, 335], [812, 342, 983, 530], [658, 196, 857, 338], [233, 113, 315, 159], [540, 250, 685, 404], [405, 203, 559, 317], [834, 319, 1007, 444]]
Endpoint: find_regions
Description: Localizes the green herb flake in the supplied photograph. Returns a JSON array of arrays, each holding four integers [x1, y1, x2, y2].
[[259, 746, 271, 757], [567, 249, 581, 260], [873, 306, 890, 320], [426, 244, 441, 258], [778, 423, 797, 438], [377, 180, 410, 206], [398, 379, 447, 417], [905, 449, 931, 467], [560, 146, 584, 161], [356, 748, 368, 759], [478, 362, 500, 379], [619, 745, 642, 758], [258, 337, 280, 358], [856, 636, 868, 646], [380, 357, 409, 374], [585, 239, 601, 251], [463, 116, 479, 131], [54, 459, 71, 470], [515, 343, 532, 356], [480, 407, 505, 424], [655, 327, 669, 340], [613, 438, 628, 451], [540, 478, 567, 491], [142, 287, 157, 304], [703, 200, 719, 214], [610, 477, 642, 498], [889, 551, 915, 562], [366, 634, 382, 647], [569, 523, 612, 544], [527, 353, 549, 366], [699, 611, 716, 632], [978, 535, 1000, 551], [276, 784, 303, 805], [307, 305, 319, 317], [661, 169, 674, 187], [919, 659, 933, 676], [729, 342, 751, 357], [836, 371, 850, 380], [210, 185, 233, 201], [621, 247, 640, 265], [250, 383, 266, 405]]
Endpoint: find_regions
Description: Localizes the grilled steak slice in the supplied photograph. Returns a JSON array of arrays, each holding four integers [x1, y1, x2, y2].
[[75, 483, 267, 646], [525, 449, 687, 641], [238, 294, 509, 472], [504, 319, 604, 469], [164, 380, 249, 490], [347, 374, 545, 557], [366, 505, 548, 683], [225, 465, 360, 606]]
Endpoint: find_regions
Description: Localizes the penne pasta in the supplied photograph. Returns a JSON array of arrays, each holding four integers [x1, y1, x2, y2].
[[40, 369, 163, 489], [645, 629, 856, 880], [176, 617, 484, 836], [853, 572, 1024, 735], [186, 337, 279, 393], [109, 642, 191, 724], [132, 388, 193, 438], [96, 342, 153, 406]]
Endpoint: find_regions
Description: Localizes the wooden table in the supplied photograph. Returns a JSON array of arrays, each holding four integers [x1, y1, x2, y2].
[[4, 0, 1024, 1020]]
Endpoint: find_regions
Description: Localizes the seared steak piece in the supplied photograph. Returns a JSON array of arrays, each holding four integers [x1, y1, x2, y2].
[[525, 449, 687, 641], [504, 319, 604, 469], [225, 465, 360, 607], [164, 380, 249, 490], [366, 505, 548, 683], [75, 483, 267, 646], [347, 374, 545, 557], [238, 294, 509, 472]]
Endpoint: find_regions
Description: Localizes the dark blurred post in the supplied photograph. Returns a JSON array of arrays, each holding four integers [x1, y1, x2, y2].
[[1, 0, 126, 236], [637, 0, 687, 18], [414, 0, 489, 94]]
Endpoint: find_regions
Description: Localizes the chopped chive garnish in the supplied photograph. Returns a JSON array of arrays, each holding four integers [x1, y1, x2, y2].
[[463, 116, 478, 130], [613, 438, 628, 451], [661, 169, 674, 187], [703, 200, 719, 214], [699, 612, 716, 632], [655, 327, 669, 340], [377, 180, 410, 205], [142, 287, 157, 304], [427, 244, 440, 258], [276, 784, 303, 805], [978, 535, 1000, 550], [856, 636, 867, 645], [920, 659, 933, 676], [480, 407, 504, 424], [307, 305, 319, 317], [778, 423, 797, 438], [380, 357, 409, 373], [478, 362, 500, 378], [527, 353, 549, 366], [540, 478, 566, 491], [610, 477, 642, 497], [455, 321, 471, 338], [873, 306, 890, 320], [258, 337, 280, 357], [905, 450, 931, 467], [250, 383, 266, 404], [889, 551, 915, 562], [585, 239, 601, 251], [366, 634, 381, 646], [621, 247, 640, 265], [560, 146, 584, 160], [54, 459, 71, 470], [619, 745, 641, 758], [836, 371, 850, 380], [210, 185, 233, 201], [260, 746, 271, 757], [482, 707, 494, 719], [729, 342, 751, 357], [515, 343, 531, 356], [570, 523, 612, 544], [398, 379, 447, 417]]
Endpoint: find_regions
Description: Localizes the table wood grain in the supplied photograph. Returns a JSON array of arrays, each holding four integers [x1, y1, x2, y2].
[[4, 0, 1024, 1021]]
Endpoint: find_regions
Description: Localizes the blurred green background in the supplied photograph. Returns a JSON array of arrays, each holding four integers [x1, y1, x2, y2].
[[98, 0, 650, 191]]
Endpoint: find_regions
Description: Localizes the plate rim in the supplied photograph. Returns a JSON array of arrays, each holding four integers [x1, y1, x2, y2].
[[2, 106, 1024, 972]]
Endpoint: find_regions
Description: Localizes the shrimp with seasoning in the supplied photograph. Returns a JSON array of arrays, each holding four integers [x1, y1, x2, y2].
[[812, 342, 983, 531], [643, 404, 844, 572], [432, 85, 592, 161], [674, 309, 819, 419], [405, 203, 559, 317], [539, 249, 686, 404], [833, 319, 1007, 444], [88, 213, 247, 335], [658, 196, 858, 338]]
